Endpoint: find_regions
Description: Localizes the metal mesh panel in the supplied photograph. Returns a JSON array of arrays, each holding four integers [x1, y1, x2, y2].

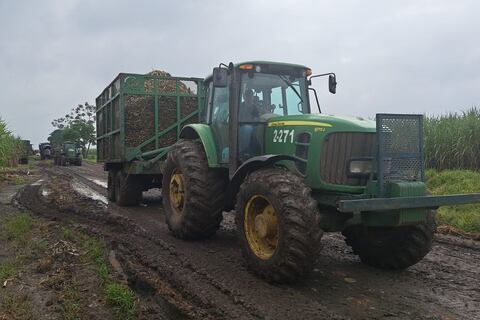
[[376, 114, 424, 195]]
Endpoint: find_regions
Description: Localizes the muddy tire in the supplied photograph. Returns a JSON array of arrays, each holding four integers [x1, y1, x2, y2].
[[235, 168, 323, 283], [114, 171, 142, 206], [342, 211, 436, 269], [107, 170, 116, 202], [162, 139, 226, 240], [76, 158, 82, 166], [60, 156, 66, 166]]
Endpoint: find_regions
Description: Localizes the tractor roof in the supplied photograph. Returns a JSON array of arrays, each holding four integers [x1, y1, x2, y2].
[[205, 61, 309, 81]]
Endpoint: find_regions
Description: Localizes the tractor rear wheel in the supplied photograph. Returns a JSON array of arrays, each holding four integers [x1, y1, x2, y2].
[[114, 171, 142, 206], [235, 168, 323, 283], [107, 170, 116, 202], [342, 210, 436, 269], [162, 139, 226, 240]]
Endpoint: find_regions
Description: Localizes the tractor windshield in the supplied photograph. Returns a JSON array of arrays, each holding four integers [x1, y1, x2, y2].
[[239, 72, 309, 122]]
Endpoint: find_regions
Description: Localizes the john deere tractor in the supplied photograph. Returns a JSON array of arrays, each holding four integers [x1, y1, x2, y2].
[[53, 141, 82, 166], [97, 61, 480, 283]]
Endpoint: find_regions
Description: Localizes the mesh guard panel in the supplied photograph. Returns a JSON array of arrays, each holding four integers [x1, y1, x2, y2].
[[376, 114, 425, 195]]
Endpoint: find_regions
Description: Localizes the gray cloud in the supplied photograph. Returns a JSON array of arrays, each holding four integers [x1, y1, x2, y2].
[[1, 0, 479, 146]]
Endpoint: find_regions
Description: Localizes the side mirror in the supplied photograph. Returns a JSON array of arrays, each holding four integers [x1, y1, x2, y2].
[[213, 67, 228, 87], [328, 74, 337, 94]]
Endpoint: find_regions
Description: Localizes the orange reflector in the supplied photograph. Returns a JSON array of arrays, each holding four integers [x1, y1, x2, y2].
[[306, 68, 312, 76], [239, 64, 255, 70]]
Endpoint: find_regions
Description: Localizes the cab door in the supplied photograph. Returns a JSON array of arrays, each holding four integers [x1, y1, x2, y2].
[[208, 82, 230, 164]]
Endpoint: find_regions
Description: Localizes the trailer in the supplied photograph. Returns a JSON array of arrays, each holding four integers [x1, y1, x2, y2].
[[96, 72, 204, 205]]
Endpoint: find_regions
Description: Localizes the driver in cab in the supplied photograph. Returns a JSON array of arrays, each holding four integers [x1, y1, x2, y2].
[[239, 89, 262, 162]]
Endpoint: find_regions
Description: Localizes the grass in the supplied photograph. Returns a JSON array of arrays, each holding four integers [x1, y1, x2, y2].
[[78, 233, 137, 317], [83, 158, 97, 164], [12, 175, 27, 185], [61, 283, 82, 320], [1, 294, 36, 320], [2, 213, 33, 245], [61, 226, 74, 240], [0, 260, 15, 282], [105, 282, 137, 320], [426, 169, 480, 233]]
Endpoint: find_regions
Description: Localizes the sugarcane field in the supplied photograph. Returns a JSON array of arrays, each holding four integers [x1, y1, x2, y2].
[[1, 1, 480, 319]]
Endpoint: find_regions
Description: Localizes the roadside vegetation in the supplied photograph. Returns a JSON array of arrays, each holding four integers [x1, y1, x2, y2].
[[424, 108, 480, 235], [84, 147, 97, 164], [0, 117, 21, 168], [425, 107, 480, 171], [64, 227, 138, 319], [426, 170, 480, 234], [0, 212, 137, 319]]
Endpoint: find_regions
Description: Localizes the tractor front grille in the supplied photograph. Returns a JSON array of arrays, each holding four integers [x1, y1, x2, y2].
[[320, 132, 376, 186]]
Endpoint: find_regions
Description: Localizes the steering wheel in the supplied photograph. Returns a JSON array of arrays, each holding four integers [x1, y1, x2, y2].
[[269, 104, 276, 113]]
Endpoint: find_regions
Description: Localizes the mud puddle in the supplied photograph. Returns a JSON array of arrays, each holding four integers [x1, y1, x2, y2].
[[71, 180, 108, 205]]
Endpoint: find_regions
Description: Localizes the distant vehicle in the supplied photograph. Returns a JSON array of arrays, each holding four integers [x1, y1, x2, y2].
[[53, 141, 82, 166], [39, 142, 52, 160], [19, 140, 33, 164]]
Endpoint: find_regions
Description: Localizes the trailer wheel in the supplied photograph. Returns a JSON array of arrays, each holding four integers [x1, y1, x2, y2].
[[342, 210, 436, 269], [162, 139, 226, 240], [235, 168, 323, 283], [60, 156, 66, 166], [107, 170, 116, 202], [114, 171, 142, 206]]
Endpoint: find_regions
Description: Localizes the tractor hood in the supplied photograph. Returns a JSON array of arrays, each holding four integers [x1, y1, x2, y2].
[[266, 114, 376, 132]]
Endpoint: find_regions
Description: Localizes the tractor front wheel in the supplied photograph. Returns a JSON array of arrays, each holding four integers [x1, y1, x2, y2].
[[342, 211, 436, 269], [235, 168, 323, 283], [162, 139, 226, 240]]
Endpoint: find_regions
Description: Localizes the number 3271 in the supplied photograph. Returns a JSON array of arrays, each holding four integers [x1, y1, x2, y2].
[[272, 129, 294, 143]]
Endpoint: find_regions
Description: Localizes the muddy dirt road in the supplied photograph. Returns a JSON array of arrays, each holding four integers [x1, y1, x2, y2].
[[18, 162, 480, 319]]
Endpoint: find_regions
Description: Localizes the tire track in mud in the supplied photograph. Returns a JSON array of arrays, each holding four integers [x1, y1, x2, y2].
[[16, 176, 262, 319], [19, 163, 480, 320]]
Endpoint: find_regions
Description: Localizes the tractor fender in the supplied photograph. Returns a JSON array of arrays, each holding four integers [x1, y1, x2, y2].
[[180, 124, 220, 168], [224, 154, 297, 211]]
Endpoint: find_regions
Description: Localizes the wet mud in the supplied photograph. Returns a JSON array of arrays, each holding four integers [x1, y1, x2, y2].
[[16, 162, 480, 319]]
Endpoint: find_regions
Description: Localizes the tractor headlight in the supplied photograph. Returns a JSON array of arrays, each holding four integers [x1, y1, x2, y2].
[[348, 158, 373, 176]]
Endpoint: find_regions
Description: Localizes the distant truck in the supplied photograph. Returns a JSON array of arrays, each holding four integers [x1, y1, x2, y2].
[[19, 140, 33, 164], [38, 142, 52, 160], [53, 141, 82, 166]]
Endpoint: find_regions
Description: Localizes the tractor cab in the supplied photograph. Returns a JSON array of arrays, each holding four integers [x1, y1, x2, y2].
[[209, 61, 332, 171]]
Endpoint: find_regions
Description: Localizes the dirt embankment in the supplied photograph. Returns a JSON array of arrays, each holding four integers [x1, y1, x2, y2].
[[4, 162, 480, 319]]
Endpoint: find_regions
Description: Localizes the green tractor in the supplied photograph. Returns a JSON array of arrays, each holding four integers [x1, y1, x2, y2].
[[53, 141, 83, 166], [97, 62, 480, 283]]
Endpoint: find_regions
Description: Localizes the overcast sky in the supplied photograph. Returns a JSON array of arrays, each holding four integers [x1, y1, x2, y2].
[[1, 0, 479, 146]]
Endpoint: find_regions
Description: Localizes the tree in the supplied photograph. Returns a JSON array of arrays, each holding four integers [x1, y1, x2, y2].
[[47, 129, 64, 146], [51, 103, 96, 157]]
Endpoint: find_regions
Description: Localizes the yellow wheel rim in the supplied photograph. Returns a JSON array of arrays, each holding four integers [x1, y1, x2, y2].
[[169, 168, 185, 215], [244, 195, 279, 260]]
